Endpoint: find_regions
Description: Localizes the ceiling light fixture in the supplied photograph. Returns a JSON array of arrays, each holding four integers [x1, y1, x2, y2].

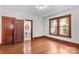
[[36, 5, 47, 10]]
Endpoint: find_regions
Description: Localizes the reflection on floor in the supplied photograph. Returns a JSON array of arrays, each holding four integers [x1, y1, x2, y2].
[[24, 40, 31, 54], [32, 37, 79, 54], [0, 37, 79, 54], [0, 42, 23, 54]]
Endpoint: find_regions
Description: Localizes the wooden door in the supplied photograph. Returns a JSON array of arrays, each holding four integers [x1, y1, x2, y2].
[[14, 20, 24, 43], [2, 16, 15, 45]]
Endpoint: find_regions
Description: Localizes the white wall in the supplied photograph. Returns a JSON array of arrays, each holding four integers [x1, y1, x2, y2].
[[0, 7, 43, 43], [43, 8, 79, 43]]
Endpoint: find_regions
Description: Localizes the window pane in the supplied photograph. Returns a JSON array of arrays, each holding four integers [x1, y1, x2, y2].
[[51, 27, 57, 34], [51, 19, 57, 27], [60, 17, 69, 26], [59, 27, 69, 36]]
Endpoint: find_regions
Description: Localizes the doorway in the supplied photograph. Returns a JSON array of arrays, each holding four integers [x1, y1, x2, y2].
[[24, 20, 33, 41]]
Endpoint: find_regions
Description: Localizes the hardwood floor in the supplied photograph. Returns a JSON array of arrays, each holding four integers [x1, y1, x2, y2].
[[0, 37, 79, 54], [0, 42, 24, 54], [32, 37, 79, 54], [24, 40, 31, 54]]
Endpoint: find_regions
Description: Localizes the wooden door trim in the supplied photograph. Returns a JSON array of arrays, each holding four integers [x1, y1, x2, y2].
[[2, 16, 5, 45]]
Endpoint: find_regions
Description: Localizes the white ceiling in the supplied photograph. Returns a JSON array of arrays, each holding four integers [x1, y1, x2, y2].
[[1, 5, 79, 17]]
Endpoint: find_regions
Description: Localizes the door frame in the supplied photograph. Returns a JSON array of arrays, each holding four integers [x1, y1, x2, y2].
[[24, 20, 33, 40]]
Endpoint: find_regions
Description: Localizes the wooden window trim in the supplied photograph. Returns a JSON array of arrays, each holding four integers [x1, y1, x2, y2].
[[49, 14, 71, 38]]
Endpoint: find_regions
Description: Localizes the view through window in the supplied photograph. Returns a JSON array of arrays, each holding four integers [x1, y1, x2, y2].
[[49, 14, 71, 38]]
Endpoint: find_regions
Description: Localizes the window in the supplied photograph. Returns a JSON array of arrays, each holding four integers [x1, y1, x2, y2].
[[49, 14, 71, 38], [50, 19, 57, 34]]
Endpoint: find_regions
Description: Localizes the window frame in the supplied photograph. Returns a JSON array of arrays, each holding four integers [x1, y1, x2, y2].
[[49, 14, 71, 38]]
